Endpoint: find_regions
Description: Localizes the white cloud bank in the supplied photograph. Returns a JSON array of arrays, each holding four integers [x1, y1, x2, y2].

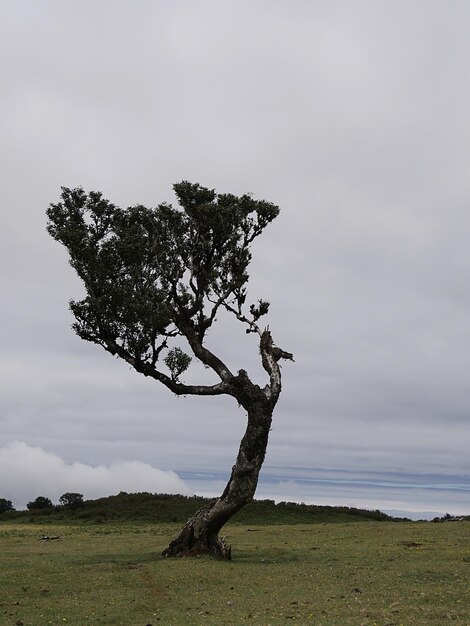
[[0, 441, 190, 510]]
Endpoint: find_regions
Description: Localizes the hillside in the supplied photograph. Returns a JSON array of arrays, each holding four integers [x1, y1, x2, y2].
[[1, 492, 409, 524]]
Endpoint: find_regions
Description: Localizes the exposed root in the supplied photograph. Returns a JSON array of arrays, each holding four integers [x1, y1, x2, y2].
[[162, 535, 232, 560]]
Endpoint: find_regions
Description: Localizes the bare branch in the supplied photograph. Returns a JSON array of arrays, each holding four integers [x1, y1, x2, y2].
[[259, 330, 294, 402], [219, 299, 261, 336], [205, 288, 240, 333], [177, 317, 234, 381], [103, 337, 229, 397], [151, 337, 168, 366]]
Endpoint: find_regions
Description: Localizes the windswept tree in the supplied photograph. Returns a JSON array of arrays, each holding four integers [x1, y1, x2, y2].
[[47, 181, 293, 558]]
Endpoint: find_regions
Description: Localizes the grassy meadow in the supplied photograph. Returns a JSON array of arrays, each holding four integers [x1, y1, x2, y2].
[[1, 519, 469, 625]]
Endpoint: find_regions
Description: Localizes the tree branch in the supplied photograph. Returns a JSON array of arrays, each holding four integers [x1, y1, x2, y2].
[[259, 330, 294, 402], [205, 288, 239, 334], [177, 318, 234, 381], [219, 299, 261, 335], [103, 337, 230, 397]]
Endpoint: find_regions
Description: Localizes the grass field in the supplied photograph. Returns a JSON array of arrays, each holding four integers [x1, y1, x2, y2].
[[1, 521, 469, 625]]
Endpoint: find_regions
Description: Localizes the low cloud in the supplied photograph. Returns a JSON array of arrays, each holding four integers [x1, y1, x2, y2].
[[254, 479, 469, 520], [181, 471, 469, 520], [0, 441, 190, 510]]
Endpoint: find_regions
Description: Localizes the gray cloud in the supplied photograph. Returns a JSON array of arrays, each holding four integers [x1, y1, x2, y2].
[[0, 442, 190, 510], [1, 1, 469, 515]]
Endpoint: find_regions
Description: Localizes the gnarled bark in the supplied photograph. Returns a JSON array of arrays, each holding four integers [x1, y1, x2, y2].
[[162, 329, 293, 558], [162, 379, 274, 559]]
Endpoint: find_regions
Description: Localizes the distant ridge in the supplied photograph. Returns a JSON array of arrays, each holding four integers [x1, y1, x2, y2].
[[1, 492, 414, 524]]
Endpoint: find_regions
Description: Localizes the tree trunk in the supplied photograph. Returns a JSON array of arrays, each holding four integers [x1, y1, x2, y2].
[[162, 396, 273, 559]]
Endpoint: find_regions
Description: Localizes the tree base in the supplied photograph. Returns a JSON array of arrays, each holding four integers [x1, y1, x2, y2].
[[161, 502, 232, 560], [162, 535, 232, 560]]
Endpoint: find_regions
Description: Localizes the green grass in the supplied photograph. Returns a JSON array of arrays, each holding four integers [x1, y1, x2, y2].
[[1, 521, 469, 625]]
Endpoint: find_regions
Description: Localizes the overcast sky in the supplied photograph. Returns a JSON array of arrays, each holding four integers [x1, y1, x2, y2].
[[1, 0, 469, 518]]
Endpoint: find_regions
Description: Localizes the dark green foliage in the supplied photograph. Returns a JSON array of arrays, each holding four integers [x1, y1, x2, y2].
[[26, 496, 54, 510], [46, 182, 280, 387], [164, 347, 192, 382], [432, 512, 467, 522], [5, 492, 404, 524], [0, 498, 14, 514], [47, 182, 297, 553], [59, 492, 84, 510]]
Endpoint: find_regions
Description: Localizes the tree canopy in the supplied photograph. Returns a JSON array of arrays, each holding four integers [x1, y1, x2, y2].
[[47, 181, 283, 398]]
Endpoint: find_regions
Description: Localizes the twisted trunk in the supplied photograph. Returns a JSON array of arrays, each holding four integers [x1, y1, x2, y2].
[[161, 330, 292, 559], [162, 396, 273, 559]]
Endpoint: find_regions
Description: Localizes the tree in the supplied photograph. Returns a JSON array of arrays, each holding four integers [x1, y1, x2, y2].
[[47, 181, 293, 558], [59, 492, 84, 510], [0, 498, 14, 514], [27, 496, 54, 510]]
